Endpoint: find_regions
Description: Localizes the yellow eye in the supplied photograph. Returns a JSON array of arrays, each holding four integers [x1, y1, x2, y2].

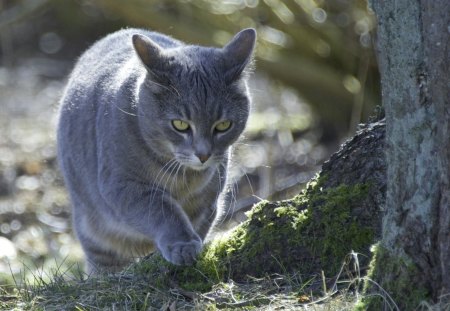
[[215, 120, 232, 132], [172, 120, 190, 131]]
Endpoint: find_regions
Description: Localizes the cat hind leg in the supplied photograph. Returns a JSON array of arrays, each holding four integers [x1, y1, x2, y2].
[[76, 231, 132, 275], [82, 243, 132, 275]]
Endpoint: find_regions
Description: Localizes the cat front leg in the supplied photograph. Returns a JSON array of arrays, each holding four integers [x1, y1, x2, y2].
[[193, 203, 217, 240], [156, 231, 202, 266], [141, 193, 204, 265], [147, 192, 204, 265], [98, 177, 203, 266]]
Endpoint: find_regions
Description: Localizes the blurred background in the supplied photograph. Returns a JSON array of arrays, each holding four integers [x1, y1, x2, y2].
[[0, 0, 379, 281]]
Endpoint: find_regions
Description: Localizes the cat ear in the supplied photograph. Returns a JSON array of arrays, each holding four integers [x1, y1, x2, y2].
[[132, 34, 172, 88], [132, 34, 166, 70], [221, 28, 256, 82]]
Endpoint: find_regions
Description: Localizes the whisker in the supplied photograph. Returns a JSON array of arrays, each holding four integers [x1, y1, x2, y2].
[[232, 142, 258, 147], [144, 76, 181, 98], [158, 160, 180, 222], [148, 158, 178, 223], [112, 105, 139, 117], [182, 166, 195, 206], [213, 166, 224, 222], [226, 158, 256, 198], [169, 161, 183, 202]]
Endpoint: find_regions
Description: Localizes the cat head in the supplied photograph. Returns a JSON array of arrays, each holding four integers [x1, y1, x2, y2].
[[132, 29, 256, 171]]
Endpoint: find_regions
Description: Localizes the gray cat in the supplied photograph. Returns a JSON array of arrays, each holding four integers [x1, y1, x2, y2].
[[57, 28, 256, 274]]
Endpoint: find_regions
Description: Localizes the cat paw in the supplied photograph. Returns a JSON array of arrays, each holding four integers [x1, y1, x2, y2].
[[160, 239, 203, 266]]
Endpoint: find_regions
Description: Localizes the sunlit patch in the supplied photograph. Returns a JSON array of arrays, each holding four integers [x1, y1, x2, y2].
[[0, 236, 17, 260], [343, 75, 361, 94]]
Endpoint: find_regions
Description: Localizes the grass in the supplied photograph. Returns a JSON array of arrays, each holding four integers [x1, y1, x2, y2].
[[0, 251, 385, 311], [5, 250, 446, 310]]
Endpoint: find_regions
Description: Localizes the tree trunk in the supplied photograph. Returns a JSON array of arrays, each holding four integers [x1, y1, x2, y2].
[[366, 0, 450, 309]]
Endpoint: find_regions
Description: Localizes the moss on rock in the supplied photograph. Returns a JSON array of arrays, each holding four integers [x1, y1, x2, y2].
[[358, 244, 430, 310], [135, 179, 377, 292]]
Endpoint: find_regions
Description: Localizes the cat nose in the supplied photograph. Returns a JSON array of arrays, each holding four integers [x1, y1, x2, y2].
[[196, 153, 211, 164]]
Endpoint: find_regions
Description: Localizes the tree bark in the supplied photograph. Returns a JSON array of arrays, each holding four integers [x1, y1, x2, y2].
[[367, 0, 450, 308]]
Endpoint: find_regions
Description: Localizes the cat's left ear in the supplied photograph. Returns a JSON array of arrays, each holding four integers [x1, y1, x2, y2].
[[132, 33, 174, 89], [221, 28, 256, 82]]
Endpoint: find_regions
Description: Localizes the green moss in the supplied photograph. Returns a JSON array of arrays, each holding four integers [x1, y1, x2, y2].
[[132, 180, 375, 292], [304, 183, 374, 272], [130, 254, 211, 292], [359, 243, 430, 310]]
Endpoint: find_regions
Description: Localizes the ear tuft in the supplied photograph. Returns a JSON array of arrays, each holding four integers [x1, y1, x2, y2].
[[132, 34, 164, 68], [222, 28, 256, 82]]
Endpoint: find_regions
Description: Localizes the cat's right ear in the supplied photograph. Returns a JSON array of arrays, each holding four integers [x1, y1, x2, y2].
[[132, 34, 166, 72], [221, 28, 256, 83]]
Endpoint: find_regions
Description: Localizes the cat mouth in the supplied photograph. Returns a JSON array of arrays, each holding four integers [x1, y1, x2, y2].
[[174, 153, 218, 171], [175, 158, 213, 171], [183, 161, 211, 171]]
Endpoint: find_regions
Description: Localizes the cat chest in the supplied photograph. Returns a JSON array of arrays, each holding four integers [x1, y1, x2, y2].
[[171, 172, 214, 199], [170, 171, 219, 211]]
